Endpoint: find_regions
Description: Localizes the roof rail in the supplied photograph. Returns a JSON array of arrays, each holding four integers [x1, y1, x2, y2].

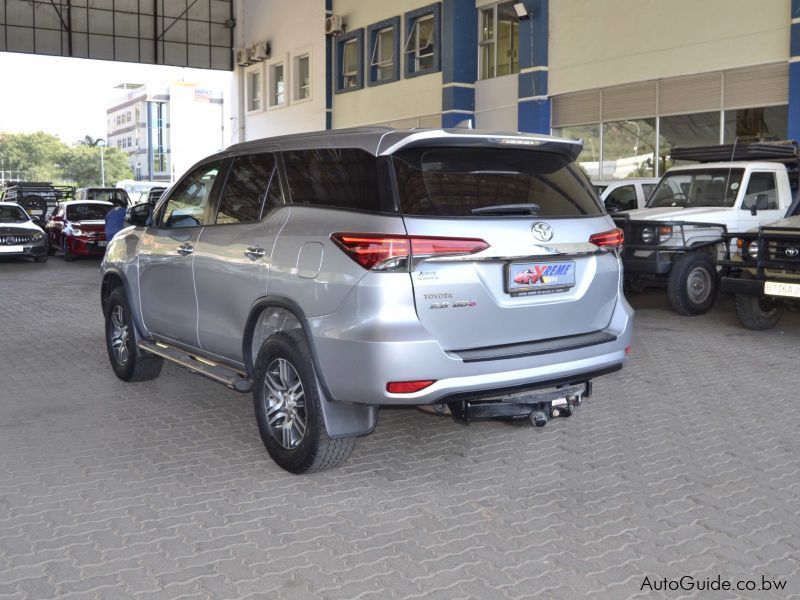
[[670, 141, 799, 163]]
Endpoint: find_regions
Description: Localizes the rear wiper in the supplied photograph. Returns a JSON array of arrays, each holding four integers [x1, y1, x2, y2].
[[471, 203, 541, 215]]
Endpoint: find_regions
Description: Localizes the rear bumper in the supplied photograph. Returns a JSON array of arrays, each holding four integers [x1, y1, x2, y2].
[[69, 236, 107, 256], [310, 293, 633, 406]]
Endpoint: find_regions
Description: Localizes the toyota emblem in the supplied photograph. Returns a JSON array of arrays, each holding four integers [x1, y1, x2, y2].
[[531, 222, 553, 242], [786, 246, 799, 258]]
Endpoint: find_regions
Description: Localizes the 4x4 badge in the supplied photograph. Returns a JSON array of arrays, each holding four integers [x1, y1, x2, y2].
[[531, 222, 553, 242]]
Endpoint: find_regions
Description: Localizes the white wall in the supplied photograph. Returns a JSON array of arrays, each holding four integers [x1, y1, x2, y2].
[[549, 0, 790, 96], [331, 0, 442, 128], [169, 84, 225, 178], [233, 0, 327, 142], [475, 74, 517, 130]]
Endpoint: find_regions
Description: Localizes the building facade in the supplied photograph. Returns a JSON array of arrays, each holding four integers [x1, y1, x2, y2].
[[230, 0, 798, 180], [107, 82, 225, 182]]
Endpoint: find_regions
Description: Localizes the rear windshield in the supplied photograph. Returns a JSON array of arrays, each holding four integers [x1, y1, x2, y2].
[[66, 203, 112, 221], [393, 148, 602, 218], [647, 169, 744, 208], [86, 189, 128, 204]]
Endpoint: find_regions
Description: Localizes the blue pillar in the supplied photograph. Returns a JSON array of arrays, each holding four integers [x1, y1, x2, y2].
[[789, 0, 800, 141], [325, 0, 333, 129], [517, 0, 549, 133], [441, 0, 477, 128]]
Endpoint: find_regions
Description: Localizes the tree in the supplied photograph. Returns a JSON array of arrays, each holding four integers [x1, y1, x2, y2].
[[60, 145, 132, 187], [0, 131, 133, 187], [0, 131, 65, 181]]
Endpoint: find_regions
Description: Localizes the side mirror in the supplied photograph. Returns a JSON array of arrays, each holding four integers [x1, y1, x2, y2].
[[30, 215, 43, 225], [126, 203, 152, 227], [742, 196, 758, 216]]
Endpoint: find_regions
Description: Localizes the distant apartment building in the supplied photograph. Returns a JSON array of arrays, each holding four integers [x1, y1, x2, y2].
[[107, 82, 225, 182]]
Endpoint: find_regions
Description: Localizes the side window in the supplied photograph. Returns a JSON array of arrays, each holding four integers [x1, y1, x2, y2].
[[642, 183, 657, 199], [216, 154, 283, 224], [605, 185, 637, 211], [160, 163, 222, 228], [282, 148, 394, 213], [742, 172, 778, 211]]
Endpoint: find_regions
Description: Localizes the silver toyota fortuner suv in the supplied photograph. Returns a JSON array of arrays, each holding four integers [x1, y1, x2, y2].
[[101, 128, 634, 473]]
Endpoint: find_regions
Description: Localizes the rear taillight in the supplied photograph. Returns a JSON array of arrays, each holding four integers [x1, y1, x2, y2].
[[386, 380, 436, 394], [589, 228, 624, 250], [331, 233, 488, 271]]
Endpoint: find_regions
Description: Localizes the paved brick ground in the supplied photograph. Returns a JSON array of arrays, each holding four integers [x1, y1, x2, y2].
[[1, 256, 799, 599]]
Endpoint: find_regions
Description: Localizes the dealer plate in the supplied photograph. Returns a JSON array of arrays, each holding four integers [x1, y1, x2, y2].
[[506, 261, 575, 296], [0, 246, 24, 253], [764, 280, 800, 299]]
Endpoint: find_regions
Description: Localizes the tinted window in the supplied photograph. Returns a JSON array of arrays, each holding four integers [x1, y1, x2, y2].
[[394, 148, 602, 217], [648, 169, 744, 208], [160, 163, 222, 228], [216, 154, 282, 224], [642, 183, 657, 199], [742, 172, 778, 211], [283, 149, 394, 213], [605, 185, 637, 212], [66, 203, 112, 221]]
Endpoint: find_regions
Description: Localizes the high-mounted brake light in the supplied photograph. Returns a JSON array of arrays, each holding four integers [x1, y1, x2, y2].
[[589, 228, 624, 250], [386, 380, 436, 394], [331, 233, 489, 271]]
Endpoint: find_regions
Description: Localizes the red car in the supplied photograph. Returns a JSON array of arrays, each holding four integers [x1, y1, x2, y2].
[[514, 268, 541, 285], [46, 201, 113, 261]]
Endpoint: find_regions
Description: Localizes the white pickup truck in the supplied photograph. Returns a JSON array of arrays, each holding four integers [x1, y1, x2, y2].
[[613, 142, 800, 315]]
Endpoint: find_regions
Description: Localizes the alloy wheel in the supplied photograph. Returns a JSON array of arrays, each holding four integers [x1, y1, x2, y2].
[[109, 305, 130, 367], [263, 358, 307, 450]]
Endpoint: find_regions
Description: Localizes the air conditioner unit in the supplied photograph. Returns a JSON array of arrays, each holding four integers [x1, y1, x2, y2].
[[236, 48, 254, 67], [252, 40, 270, 61], [325, 14, 344, 36]]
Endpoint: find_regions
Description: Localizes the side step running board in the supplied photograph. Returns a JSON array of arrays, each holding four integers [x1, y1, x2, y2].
[[138, 340, 252, 393]]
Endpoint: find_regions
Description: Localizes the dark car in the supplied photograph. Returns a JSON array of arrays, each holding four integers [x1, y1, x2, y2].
[[46, 201, 113, 261], [0, 202, 48, 263], [76, 187, 131, 207]]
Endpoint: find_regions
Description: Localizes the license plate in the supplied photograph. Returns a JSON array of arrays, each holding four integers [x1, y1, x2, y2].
[[507, 261, 576, 295], [764, 281, 800, 298], [0, 246, 23, 253], [98, 241, 107, 247]]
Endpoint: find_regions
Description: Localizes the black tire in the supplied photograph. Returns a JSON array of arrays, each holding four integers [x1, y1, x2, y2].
[[104, 287, 163, 382], [734, 294, 784, 330], [667, 252, 718, 316], [63, 239, 74, 262], [19, 195, 47, 222], [34, 253, 48, 263], [253, 330, 355, 474]]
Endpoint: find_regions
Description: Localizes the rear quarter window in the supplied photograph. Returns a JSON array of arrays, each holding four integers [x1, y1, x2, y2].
[[393, 147, 603, 218], [282, 148, 396, 213]]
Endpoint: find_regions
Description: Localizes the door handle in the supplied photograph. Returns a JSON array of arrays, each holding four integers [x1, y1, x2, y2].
[[177, 243, 194, 256], [244, 246, 266, 260]]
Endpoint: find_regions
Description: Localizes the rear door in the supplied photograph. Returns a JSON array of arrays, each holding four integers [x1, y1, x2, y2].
[[193, 152, 289, 362], [393, 146, 621, 351], [138, 161, 225, 346]]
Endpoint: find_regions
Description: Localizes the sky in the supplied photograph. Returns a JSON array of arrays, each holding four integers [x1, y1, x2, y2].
[[0, 52, 232, 144]]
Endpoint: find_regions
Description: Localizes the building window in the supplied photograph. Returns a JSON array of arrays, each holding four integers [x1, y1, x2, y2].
[[602, 119, 657, 179], [247, 69, 263, 112], [367, 17, 400, 86], [724, 106, 788, 143], [269, 62, 286, 107], [335, 29, 364, 93], [293, 53, 311, 101], [404, 4, 440, 77], [479, 1, 519, 80]]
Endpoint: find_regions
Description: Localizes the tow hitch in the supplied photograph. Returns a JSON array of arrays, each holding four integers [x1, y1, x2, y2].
[[446, 382, 590, 426]]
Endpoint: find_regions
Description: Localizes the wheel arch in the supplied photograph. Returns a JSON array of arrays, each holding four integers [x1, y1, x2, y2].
[[243, 296, 379, 439]]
